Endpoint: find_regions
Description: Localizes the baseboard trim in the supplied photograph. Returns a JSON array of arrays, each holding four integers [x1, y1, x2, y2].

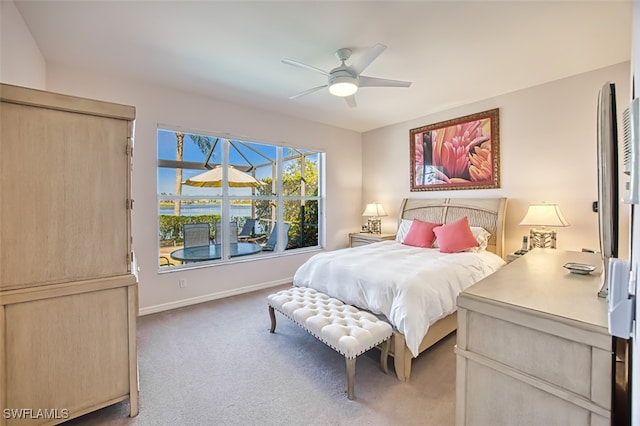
[[139, 278, 292, 316]]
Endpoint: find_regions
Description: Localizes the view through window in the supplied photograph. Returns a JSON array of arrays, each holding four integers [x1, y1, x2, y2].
[[157, 128, 323, 268]]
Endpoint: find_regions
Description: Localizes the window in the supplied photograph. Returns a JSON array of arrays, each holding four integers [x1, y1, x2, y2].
[[157, 128, 323, 268]]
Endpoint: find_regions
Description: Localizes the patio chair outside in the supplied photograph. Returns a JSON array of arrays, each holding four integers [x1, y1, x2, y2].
[[214, 222, 238, 244], [237, 219, 257, 241], [183, 223, 211, 248], [250, 222, 291, 251]]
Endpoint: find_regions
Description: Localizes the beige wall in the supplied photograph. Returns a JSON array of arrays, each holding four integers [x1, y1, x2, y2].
[[362, 62, 631, 258], [0, 0, 46, 88]]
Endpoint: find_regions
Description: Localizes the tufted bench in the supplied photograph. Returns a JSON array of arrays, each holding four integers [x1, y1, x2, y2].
[[267, 286, 393, 400]]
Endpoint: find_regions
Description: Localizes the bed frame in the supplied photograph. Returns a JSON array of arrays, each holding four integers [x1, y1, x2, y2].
[[389, 197, 507, 382]]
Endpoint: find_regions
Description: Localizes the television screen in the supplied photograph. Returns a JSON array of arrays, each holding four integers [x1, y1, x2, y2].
[[597, 81, 619, 297]]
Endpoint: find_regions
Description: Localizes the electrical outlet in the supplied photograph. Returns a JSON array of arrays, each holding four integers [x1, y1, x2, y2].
[[178, 279, 187, 288]]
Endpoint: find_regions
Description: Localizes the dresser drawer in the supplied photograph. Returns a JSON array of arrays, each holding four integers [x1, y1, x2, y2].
[[465, 310, 611, 409]]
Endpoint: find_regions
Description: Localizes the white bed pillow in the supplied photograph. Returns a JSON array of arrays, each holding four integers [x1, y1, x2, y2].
[[469, 226, 492, 252], [433, 226, 491, 252], [395, 219, 414, 243]]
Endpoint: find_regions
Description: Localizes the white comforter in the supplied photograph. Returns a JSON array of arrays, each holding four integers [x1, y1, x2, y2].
[[293, 240, 506, 357]]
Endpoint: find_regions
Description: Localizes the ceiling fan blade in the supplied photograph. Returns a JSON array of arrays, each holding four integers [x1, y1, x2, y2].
[[282, 58, 331, 77], [344, 95, 357, 108], [289, 85, 328, 100], [349, 43, 387, 75], [359, 75, 412, 88]]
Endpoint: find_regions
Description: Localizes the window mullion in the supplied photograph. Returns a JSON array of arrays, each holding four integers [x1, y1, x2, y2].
[[276, 147, 284, 253], [221, 139, 230, 260]]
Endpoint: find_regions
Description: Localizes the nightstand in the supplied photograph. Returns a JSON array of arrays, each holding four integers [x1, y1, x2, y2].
[[349, 232, 396, 248]]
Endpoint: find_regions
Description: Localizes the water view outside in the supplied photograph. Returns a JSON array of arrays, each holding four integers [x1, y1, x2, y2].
[[159, 204, 251, 216]]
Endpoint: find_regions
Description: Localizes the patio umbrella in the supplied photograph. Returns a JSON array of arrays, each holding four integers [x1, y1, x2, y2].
[[182, 165, 263, 188]]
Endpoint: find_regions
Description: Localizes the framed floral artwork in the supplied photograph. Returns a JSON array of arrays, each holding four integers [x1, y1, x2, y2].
[[410, 108, 500, 191]]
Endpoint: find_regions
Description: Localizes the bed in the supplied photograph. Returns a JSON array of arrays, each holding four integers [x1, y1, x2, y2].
[[293, 197, 507, 382]]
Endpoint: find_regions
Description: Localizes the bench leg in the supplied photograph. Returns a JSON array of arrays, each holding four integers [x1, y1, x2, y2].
[[345, 357, 356, 400], [268, 305, 276, 333], [380, 339, 390, 375]]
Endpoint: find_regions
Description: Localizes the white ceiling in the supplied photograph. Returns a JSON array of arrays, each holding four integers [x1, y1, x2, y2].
[[14, 0, 632, 133]]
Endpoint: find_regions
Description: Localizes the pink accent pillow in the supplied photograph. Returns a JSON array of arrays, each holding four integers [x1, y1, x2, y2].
[[433, 216, 479, 253], [402, 219, 440, 248]]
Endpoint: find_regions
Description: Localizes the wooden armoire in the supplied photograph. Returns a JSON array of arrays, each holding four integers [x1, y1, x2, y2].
[[0, 84, 138, 425]]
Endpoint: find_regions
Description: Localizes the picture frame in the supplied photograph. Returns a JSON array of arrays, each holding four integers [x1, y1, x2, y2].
[[410, 108, 500, 191]]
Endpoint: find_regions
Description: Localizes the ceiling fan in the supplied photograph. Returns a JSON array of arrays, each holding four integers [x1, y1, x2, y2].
[[282, 43, 412, 107]]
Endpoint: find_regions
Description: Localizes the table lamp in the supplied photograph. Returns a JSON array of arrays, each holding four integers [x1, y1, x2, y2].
[[519, 203, 569, 249], [362, 203, 387, 234]]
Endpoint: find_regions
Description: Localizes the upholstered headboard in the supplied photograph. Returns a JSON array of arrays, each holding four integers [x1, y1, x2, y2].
[[398, 198, 507, 257]]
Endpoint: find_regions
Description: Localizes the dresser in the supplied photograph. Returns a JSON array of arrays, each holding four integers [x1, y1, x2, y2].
[[456, 249, 611, 426], [0, 84, 138, 425], [348, 232, 395, 247]]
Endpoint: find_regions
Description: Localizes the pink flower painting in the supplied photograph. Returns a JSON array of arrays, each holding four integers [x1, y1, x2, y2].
[[410, 109, 499, 191]]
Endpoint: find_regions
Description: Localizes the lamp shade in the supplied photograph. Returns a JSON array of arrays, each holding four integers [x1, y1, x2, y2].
[[519, 204, 569, 227], [362, 203, 387, 217]]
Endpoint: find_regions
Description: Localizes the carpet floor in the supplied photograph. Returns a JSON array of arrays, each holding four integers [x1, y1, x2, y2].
[[65, 284, 456, 426]]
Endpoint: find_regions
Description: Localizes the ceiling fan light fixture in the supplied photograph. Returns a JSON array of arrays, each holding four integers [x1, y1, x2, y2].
[[283, 44, 411, 103], [329, 76, 358, 97]]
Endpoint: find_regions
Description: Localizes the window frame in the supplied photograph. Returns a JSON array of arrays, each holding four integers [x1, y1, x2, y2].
[[157, 125, 324, 271]]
